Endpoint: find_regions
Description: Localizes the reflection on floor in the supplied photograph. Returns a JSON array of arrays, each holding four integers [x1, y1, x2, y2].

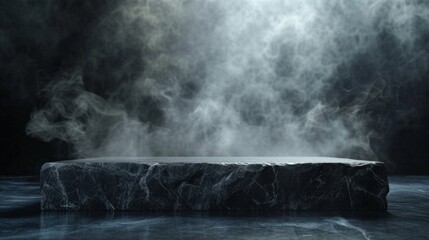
[[0, 176, 428, 240]]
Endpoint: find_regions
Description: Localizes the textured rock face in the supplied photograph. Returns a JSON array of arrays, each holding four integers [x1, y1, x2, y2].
[[40, 157, 389, 211]]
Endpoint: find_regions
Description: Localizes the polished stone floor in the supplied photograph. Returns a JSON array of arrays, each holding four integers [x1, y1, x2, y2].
[[0, 176, 428, 239]]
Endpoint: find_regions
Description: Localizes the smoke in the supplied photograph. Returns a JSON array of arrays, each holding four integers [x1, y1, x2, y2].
[[27, 0, 429, 160]]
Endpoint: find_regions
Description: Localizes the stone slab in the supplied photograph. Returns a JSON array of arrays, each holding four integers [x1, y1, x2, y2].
[[40, 157, 389, 211]]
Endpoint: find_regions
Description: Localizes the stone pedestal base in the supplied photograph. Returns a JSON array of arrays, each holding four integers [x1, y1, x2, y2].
[[40, 157, 389, 211]]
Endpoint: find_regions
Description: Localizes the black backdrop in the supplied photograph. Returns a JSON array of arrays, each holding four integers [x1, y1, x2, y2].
[[1, 1, 428, 175]]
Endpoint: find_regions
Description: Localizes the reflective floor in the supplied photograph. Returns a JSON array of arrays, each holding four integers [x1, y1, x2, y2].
[[0, 176, 428, 239]]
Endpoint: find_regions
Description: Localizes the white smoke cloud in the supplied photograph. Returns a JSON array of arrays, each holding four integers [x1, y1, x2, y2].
[[27, 0, 429, 160]]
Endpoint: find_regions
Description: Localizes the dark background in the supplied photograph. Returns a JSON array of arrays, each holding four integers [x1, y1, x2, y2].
[[1, 1, 428, 175]]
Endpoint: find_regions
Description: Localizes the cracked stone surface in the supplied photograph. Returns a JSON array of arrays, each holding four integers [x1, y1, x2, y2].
[[40, 157, 389, 211]]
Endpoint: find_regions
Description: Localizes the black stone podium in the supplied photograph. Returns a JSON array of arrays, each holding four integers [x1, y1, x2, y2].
[[40, 157, 389, 211]]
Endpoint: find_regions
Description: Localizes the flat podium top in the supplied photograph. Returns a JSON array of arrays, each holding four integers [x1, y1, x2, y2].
[[55, 157, 382, 166]]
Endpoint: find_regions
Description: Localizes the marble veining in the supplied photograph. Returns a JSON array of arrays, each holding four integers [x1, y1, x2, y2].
[[40, 157, 389, 211], [2, 176, 428, 239]]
